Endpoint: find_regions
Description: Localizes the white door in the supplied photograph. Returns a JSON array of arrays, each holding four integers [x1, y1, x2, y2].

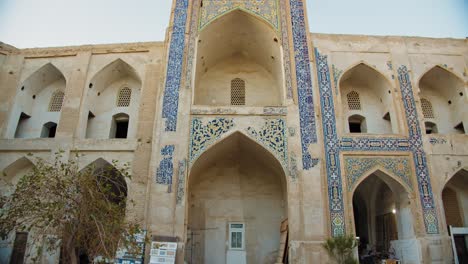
[[226, 222, 246, 264]]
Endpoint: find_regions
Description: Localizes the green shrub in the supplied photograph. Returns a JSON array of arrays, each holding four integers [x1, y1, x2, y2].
[[322, 234, 359, 264]]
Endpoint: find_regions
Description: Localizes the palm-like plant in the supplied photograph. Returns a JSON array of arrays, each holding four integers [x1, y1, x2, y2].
[[322, 234, 359, 264]]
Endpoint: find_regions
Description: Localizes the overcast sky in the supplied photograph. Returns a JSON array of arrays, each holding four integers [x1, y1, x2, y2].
[[0, 0, 466, 48]]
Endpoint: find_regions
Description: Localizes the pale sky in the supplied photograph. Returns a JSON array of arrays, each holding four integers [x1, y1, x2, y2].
[[0, 0, 466, 48]]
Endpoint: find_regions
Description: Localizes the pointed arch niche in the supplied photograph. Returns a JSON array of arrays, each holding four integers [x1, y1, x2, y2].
[[441, 169, 468, 231], [1, 157, 35, 195], [350, 170, 418, 262], [339, 63, 399, 134], [193, 10, 285, 107], [419, 66, 466, 134], [85, 59, 141, 139], [9, 63, 66, 138], [186, 132, 288, 264]]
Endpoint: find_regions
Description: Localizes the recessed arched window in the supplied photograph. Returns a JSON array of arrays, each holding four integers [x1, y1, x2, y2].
[[424, 121, 438, 134], [420, 98, 434, 119], [116, 87, 132, 107], [346, 91, 361, 110], [110, 113, 129, 139], [348, 114, 366, 133], [231, 78, 245, 106], [48, 91, 65, 112]]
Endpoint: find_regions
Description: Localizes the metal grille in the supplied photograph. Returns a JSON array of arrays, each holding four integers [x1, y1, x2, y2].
[[231, 78, 245, 105], [48, 91, 64, 112], [346, 91, 361, 110], [421, 98, 434, 118], [117, 87, 132, 107]]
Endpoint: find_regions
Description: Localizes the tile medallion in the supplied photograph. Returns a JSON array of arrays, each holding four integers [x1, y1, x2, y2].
[[161, 0, 188, 131], [344, 156, 413, 192], [156, 145, 175, 185], [189, 117, 235, 163], [199, 0, 279, 31], [290, 0, 317, 170]]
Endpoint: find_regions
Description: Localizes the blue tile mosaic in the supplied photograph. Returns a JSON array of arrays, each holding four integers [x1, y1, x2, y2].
[[161, 0, 188, 132], [199, 0, 279, 31], [315, 48, 440, 235], [156, 145, 175, 185], [247, 118, 288, 167], [397, 65, 439, 234], [189, 118, 235, 163], [290, 0, 317, 170], [280, 0, 293, 99], [344, 156, 413, 192]]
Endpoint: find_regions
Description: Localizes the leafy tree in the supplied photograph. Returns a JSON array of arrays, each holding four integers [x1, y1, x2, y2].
[[0, 152, 144, 264], [322, 234, 359, 264]]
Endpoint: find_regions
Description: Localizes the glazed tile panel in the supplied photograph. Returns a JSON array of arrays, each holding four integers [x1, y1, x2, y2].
[[315, 49, 345, 236], [344, 156, 413, 192], [156, 145, 175, 185], [161, 0, 188, 131], [199, 0, 279, 31], [290, 0, 317, 170], [397, 66, 438, 234], [315, 49, 439, 235]]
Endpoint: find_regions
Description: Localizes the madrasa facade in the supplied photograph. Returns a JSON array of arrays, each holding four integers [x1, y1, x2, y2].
[[0, 0, 467, 263]]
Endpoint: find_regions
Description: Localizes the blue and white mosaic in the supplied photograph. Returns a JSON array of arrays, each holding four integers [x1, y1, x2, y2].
[[247, 118, 288, 167], [397, 65, 438, 234], [332, 65, 343, 95], [279, 0, 293, 99], [161, 0, 188, 131], [199, 0, 279, 31], [189, 118, 235, 163], [344, 156, 413, 191], [156, 145, 175, 185], [290, 0, 317, 170], [315, 48, 440, 235]]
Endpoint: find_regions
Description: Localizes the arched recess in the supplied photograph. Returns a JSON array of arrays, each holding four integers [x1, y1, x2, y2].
[[0, 157, 35, 195], [441, 168, 468, 230], [187, 132, 288, 264], [194, 9, 284, 106], [9, 63, 66, 138], [85, 59, 141, 139], [350, 170, 417, 261], [418, 66, 467, 134], [339, 63, 399, 134]]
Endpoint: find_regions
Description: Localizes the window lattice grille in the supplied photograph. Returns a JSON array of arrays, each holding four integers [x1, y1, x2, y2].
[[346, 91, 361, 110], [117, 87, 132, 107], [231, 78, 245, 106], [48, 91, 64, 112], [421, 98, 434, 118]]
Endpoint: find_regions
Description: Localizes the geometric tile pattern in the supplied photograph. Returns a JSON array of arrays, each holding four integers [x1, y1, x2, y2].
[[315, 49, 440, 236], [189, 117, 235, 163], [156, 145, 175, 185], [315, 49, 346, 236], [290, 0, 317, 170], [161, 0, 188, 131], [397, 66, 438, 234], [176, 159, 187, 205], [199, 0, 279, 31], [344, 156, 413, 191], [247, 118, 288, 167], [332, 64, 343, 95], [279, 0, 293, 99]]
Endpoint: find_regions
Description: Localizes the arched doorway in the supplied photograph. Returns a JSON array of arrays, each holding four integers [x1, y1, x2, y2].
[[187, 132, 288, 264], [442, 169, 468, 263], [351, 170, 415, 262]]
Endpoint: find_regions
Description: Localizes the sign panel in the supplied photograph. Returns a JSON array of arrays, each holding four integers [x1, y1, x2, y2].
[[149, 241, 177, 264], [115, 231, 146, 264]]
